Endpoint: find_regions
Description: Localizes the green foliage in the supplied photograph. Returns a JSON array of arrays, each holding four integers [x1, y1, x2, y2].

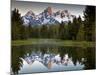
[[77, 24, 84, 41], [11, 8, 28, 40], [59, 21, 67, 40], [40, 25, 48, 38], [84, 6, 96, 41], [67, 16, 82, 40], [12, 6, 96, 42]]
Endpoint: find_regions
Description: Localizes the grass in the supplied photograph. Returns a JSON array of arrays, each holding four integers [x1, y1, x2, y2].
[[12, 38, 95, 47]]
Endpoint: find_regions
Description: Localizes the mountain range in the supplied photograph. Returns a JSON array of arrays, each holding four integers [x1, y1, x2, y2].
[[22, 7, 75, 26]]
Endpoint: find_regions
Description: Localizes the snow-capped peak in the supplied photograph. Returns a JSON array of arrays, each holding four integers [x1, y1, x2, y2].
[[22, 7, 75, 26]]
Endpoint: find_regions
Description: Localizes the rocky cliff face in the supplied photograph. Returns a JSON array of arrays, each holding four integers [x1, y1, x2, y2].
[[22, 7, 75, 26]]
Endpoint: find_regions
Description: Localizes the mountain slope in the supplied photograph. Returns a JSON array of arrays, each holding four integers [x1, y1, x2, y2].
[[22, 7, 75, 26]]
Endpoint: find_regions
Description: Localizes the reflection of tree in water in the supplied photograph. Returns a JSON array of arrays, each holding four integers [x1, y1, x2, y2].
[[83, 47, 96, 69], [65, 47, 85, 65], [11, 45, 95, 74], [11, 45, 34, 74], [58, 46, 95, 69], [11, 46, 25, 74], [58, 47, 67, 60]]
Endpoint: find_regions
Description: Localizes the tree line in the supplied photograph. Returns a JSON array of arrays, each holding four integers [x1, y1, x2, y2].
[[11, 6, 96, 41]]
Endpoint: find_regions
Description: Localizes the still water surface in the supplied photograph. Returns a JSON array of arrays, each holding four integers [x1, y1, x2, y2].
[[11, 44, 95, 74]]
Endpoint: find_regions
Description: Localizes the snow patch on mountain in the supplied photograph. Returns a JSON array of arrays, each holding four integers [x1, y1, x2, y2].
[[22, 7, 75, 26]]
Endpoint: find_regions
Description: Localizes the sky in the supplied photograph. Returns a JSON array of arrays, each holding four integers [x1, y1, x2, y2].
[[11, 1, 86, 18]]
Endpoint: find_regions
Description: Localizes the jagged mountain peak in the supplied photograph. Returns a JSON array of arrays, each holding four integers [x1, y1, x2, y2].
[[25, 10, 35, 16], [22, 7, 75, 26], [46, 6, 52, 15]]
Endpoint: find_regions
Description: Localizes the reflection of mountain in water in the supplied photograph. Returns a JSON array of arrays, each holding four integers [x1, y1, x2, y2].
[[11, 45, 95, 74], [18, 52, 84, 74], [24, 52, 75, 66]]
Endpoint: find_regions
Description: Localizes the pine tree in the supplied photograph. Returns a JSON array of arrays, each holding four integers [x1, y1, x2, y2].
[[11, 8, 23, 40], [59, 21, 66, 40], [84, 6, 96, 41], [12, 8, 28, 40], [76, 16, 84, 41]]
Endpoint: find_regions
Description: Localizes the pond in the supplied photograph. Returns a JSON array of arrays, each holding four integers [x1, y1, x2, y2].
[[11, 44, 96, 74]]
